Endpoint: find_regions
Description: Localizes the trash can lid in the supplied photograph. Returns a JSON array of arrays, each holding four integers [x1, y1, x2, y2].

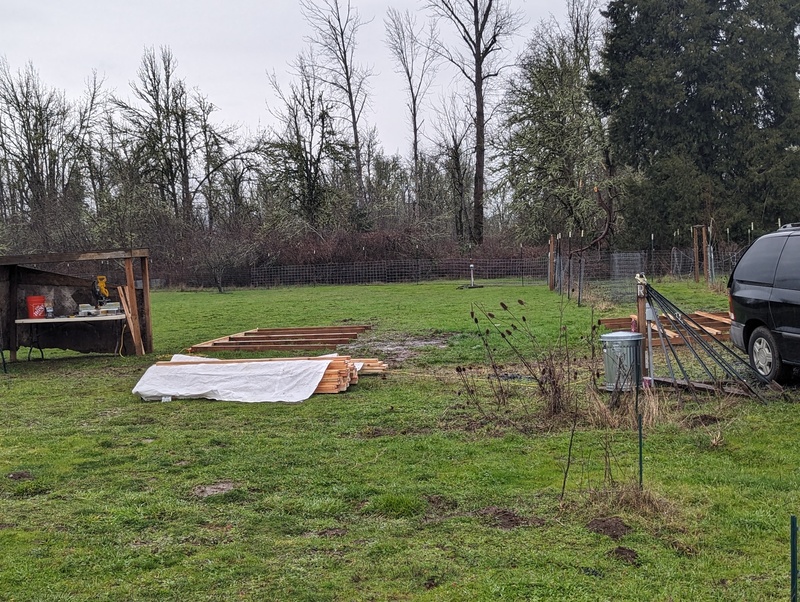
[[600, 331, 644, 342]]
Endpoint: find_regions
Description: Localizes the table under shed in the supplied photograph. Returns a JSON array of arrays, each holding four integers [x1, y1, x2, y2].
[[0, 249, 153, 363]]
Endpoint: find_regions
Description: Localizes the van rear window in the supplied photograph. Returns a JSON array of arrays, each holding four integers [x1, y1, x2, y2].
[[774, 235, 800, 290], [733, 236, 787, 285]]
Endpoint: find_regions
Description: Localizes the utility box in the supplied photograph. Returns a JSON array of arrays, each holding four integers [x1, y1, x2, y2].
[[601, 331, 643, 391]]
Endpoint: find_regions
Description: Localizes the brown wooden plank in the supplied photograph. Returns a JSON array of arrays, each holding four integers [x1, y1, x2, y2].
[[685, 321, 722, 336], [694, 310, 732, 325], [188, 343, 341, 351], [117, 286, 138, 356], [0, 248, 149, 266], [140, 256, 153, 353], [123, 260, 144, 356], [217, 336, 354, 344], [229, 332, 359, 341], [157, 357, 353, 366], [649, 322, 678, 338], [189, 332, 249, 349], [249, 325, 371, 334]]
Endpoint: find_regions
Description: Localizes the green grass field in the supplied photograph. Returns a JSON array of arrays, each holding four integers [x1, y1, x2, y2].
[[1, 281, 798, 601]]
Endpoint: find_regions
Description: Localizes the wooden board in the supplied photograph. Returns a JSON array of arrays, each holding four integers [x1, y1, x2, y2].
[[189, 325, 371, 353], [598, 311, 730, 346]]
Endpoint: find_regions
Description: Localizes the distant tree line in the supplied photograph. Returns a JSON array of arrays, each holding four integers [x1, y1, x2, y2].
[[0, 0, 797, 286]]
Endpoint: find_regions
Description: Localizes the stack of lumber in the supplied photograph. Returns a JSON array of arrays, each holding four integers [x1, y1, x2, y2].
[[158, 355, 387, 395], [189, 325, 372, 352], [598, 311, 730, 346], [355, 358, 389, 375]]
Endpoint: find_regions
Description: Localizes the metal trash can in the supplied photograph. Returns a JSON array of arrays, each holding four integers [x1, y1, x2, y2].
[[600, 331, 643, 391]]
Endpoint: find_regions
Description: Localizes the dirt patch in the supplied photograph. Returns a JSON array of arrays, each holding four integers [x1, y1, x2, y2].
[[192, 480, 236, 498], [476, 506, 544, 530], [425, 494, 458, 513], [586, 516, 631, 540], [316, 528, 347, 538], [684, 414, 720, 428], [668, 538, 698, 557], [608, 546, 639, 565], [7, 471, 33, 481], [341, 333, 451, 366]]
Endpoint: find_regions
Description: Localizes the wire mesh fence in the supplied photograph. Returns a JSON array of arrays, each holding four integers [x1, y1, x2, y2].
[[542, 246, 742, 303], [249, 257, 551, 288], [46, 246, 743, 299]]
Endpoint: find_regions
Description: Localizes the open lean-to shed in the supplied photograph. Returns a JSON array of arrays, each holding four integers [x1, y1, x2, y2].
[[0, 249, 153, 362]]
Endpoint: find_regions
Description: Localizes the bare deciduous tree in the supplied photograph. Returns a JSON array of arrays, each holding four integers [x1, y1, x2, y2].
[[384, 8, 438, 220], [300, 0, 372, 211], [434, 94, 474, 242], [266, 50, 343, 226], [424, 0, 522, 245], [0, 59, 101, 251]]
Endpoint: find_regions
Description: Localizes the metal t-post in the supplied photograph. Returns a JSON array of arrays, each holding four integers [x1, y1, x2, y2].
[[793, 515, 798, 602]]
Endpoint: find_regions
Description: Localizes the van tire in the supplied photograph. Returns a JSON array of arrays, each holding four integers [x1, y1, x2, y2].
[[748, 326, 790, 382]]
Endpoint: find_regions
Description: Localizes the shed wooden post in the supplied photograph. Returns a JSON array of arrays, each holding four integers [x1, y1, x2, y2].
[[124, 258, 145, 356], [140, 256, 153, 353], [548, 235, 555, 291], [701, 225, 709, 284], [8, 265, 17, 362]]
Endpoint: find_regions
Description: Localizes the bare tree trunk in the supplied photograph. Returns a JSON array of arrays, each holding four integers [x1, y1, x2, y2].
[[301, 0, 372, 211], [425, 0, 521, 245], [385, 9, 438, 222]]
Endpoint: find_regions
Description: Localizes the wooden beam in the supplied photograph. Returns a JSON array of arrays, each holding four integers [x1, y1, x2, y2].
[[248, 326, 371, 334], [685, 321, 722, 336], [695, 310, 732, 325], [189, 343, 343, 351], [123, 259, 144, 355], [0, 248, 149, 266], [118, 286, 144, 356], [8, 265, 17, 362], [157, 357, 353, 366], [140, 256, 153, 353]]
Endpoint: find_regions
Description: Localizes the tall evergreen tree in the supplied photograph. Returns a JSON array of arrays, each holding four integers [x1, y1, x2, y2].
[[590, 0, 800, 247]]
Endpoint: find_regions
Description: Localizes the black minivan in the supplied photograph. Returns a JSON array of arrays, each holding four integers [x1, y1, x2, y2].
[[728, 224, 800, 382]]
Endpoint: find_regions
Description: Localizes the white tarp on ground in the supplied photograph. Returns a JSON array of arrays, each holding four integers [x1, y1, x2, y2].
[[132, 355, 333, 403]]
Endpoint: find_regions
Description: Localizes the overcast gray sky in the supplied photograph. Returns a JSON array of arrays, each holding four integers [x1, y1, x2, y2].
[[1, 0, 565, 155]]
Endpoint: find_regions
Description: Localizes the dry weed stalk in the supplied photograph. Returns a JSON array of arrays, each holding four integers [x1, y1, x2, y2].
[[587, 383, 663, 430], [468, 300, 580, 419], [588, 480, 675, 520]]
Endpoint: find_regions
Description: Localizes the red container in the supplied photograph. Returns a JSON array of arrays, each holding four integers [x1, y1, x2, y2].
[[26, 295, 46, 319]]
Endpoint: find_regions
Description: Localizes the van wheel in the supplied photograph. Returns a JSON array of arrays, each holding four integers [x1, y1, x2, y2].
[[748, 327, 790, 382]]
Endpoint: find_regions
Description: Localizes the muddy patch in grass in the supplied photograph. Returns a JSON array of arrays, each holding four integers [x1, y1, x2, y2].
[[476, 506, 544, 530], [192, 480, 237, 498], [7, 471, 33, 481], [684, 414, 720, 428], [340, 332, 451, 366], [425, 494, 458, 513], [608, 546, 639, 565], [587, 516, 631, 540]]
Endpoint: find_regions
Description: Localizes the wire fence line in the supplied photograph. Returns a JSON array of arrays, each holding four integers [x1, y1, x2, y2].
[[51, 246, 743, 297], [552, 247, 745, 302]]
